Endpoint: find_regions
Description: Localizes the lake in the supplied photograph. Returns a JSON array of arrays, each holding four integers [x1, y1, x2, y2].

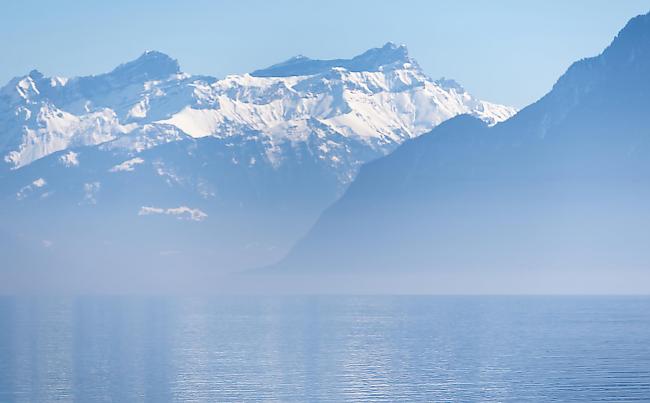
[[1, 296, 649, 401]]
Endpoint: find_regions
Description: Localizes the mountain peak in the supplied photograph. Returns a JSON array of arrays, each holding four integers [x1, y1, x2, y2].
[[435, 77, 465, 92], [602, 10, 650, 63], [355, 41, 410, 66], [550, 10, 650, 97], [27, 69, 44, 80], [108, 50, 181, 83], [251, 42, 414, 78], [382, 41, 400, 49]]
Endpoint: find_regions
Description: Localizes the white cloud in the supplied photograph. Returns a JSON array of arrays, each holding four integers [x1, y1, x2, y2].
[[167, 207, 208, 221], [109, 157, 144, 172], [139, 206, 164, 215], [138, 205, 208, 222]]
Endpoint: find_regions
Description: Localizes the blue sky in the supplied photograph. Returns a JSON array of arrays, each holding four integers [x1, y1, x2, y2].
[[2, 0, 649, 107]]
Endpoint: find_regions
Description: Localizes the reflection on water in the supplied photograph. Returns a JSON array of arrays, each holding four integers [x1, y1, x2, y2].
[[1, 296, 650, 401]]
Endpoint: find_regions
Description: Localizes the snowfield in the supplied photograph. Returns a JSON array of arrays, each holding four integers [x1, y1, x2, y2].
[[0, 43, 516, 171]]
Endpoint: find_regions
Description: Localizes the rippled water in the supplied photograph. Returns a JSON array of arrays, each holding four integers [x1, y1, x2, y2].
[[1, 296, 649, 401]]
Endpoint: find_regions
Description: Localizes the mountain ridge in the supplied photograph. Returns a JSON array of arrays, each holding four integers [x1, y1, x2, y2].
[[250, 42, 412, 77], [0, 43, 515, 170], [264, 11, 650, 289], [0, 43, 516, 279]]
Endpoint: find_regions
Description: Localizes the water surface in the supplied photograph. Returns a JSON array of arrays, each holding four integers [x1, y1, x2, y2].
[[1, 296, 649, 401]]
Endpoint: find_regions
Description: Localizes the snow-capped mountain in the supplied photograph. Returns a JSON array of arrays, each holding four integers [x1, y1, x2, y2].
[[267, 12, 650, 292], [0, 43, 515, 281], [1, 42, 514, 174]]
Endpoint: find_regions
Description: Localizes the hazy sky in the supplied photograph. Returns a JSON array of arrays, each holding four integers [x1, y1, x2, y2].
[[2, 0, 649, 107]]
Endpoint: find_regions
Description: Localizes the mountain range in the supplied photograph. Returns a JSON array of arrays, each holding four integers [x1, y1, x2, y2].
[[0, 42, 515, 284], [267, 11, 650, 293]]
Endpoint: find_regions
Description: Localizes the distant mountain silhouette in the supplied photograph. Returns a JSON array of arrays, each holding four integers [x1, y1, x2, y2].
[[269, 11, 650, 290]]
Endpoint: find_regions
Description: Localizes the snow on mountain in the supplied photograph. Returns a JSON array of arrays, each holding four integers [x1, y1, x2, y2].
[[109, 157, 145, 172], [0, 43, 516, 172], [0, 44, 517, 276], [59, 150, 79, 167]]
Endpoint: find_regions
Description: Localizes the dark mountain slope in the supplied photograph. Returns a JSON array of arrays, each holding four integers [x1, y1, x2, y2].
[[269, 12, 650, 288]]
